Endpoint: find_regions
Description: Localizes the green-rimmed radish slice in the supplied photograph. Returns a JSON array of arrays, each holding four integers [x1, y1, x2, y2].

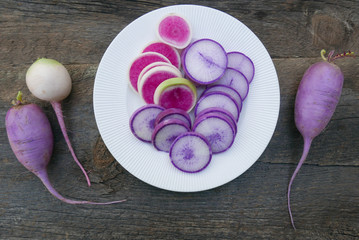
[[139, 66, 182, 104], [153, 77, 197, 112], [142, 42, 181, 68], [128, 52, 170, 92], [137, 62, 182, 90], [157, 13, 192, 49]]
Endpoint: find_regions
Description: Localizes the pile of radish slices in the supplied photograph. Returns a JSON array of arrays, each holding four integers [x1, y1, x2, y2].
[[129, 13, 255, 173]]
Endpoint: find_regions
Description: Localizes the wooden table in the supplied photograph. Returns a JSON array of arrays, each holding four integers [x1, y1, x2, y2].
[[1, 1, 358, 239]]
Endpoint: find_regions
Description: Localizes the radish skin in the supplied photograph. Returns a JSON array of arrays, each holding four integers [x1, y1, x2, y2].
[[288, 50, 354, 229]]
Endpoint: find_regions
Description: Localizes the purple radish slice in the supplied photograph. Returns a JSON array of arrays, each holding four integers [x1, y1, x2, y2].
[[128, 52, 170, 92], [196, 107, 237, 130], [142, 42, 181, 68], [153, 77, 197, 112], [152, 119, 190, 152], [195, 91, 241, 122], [155, 108, 192, 129], [194, 111, 237, 135], [129, 104, 165, 142], [202, 84, 242, 107], [170, 132, 212, 173], [138, 62, 181, 89], [138, 66, 182, 104], [211, 68, 249, 100], [157, 13, 192, 49], [227, 52, 255, 84], [182, 38, 227, 84], [193, 113, 236, 153]]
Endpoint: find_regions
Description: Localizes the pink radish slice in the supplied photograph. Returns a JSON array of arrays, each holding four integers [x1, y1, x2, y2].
[[182, 38, 228, 84], [202, 84, 242, 107], [227, 52, 255, 84], [138, 62, 181, 89], [155, 108, 192, 129], [128, 52, 170, 92], [152, 119, 190, 152], [211, 68, 249, 100], [196, 107, 237, 131], [155, 85, 196, 112], [195, 91, 241, 122], [193, 113, 236, 153], [170, 132, 212, 173], [142, 42, 181, 68], [157, 14, 192, 49], [129, 104, 165, 142], [139, 66, 182, 104]]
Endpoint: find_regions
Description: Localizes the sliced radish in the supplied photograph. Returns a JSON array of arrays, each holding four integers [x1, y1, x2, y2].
[[142, 42, 181, 68], [129, 104, 165, 142], [227, 52, 255, 84], [157, 13, 192, 49], [196, 107, 237, 130], [155, 108, 192, 129], [182, 38, 227, 85], [202, 84, 242, 107], [137, 62, 181, 89], [194, 91, 241, 122], [193, 113, 236, 153], [170, 132, 212, 173], [152, 119, 190, 152], [211, 68, 249, 101], [129, 52, 170, 92], [138, 66, 182, 104], [153, 77, 197, 112]]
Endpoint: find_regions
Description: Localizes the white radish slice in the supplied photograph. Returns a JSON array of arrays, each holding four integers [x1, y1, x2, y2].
[[128, 52, 170, 92], [196, 107, 237, 131], [157, 13, 192, 49], [153, 77, 197, 112], [194, 92, 241, 122], [182, 39, 227, 84], [137, 62, 181, 89], [202, 84, 242, 107], [138, 66, 182, 104], [170, 132, 212, 173], [193, 113, 236, 153], [142, 42, 181, 68], [152, 119, 190, 152], [129, 104, 164, 142], [155, 108, 192, 129], [211, 68, 249, 100], [227, 52, 255, 84]]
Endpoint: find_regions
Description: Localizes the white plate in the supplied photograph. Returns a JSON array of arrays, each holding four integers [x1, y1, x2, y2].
[[94, 5, 280, 192]]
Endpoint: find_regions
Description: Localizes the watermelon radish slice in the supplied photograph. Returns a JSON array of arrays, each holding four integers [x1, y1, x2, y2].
[[202, 84, 242, 107], [142, 42, 181, 68], [227, 52, 255, 84], [153, 77, 197, 112], [195, 91, 240, 122], [157, 13, 192, 49], [212, 68, 249, 100], [193, 112, 236, 153], [139, 66, 182, 104], [129, 52, 170, 92], [151, 119, 190, 152], [155, 108, 192, 129], [137, 62, 182, 90], [170, 132, 212, 173], [129, 104, 165, 142], [182, 38, 227, 84]]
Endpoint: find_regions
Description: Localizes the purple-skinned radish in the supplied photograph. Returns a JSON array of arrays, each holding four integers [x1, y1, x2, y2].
[[157, 13, 192, 49], [182, 38, 228, 84], [155, 108, 192, 129], [288, 50, 355, 229], [227, 52, 255, 84], [142, 42, 181, 68], [26, 58, 91, 187], [5, 92, 126, 205], [170, 132, 212, 173], [152, 119, 190, 152]]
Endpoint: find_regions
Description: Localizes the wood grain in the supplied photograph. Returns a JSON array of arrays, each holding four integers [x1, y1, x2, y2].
[[0, 0, 358, 239]]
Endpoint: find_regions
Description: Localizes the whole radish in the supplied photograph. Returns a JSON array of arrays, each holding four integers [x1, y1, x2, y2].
[[5, 92, 125, 205], [26, 58, 91, 186], [288, 50, 355, 229]]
